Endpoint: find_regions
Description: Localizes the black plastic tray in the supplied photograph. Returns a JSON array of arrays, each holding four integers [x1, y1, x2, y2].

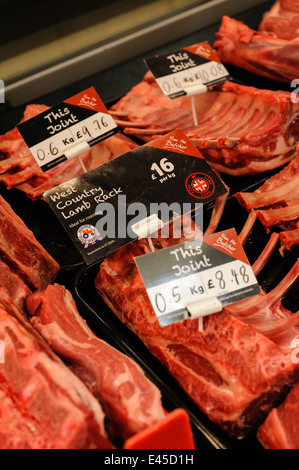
[[71, 171, 298, 450]]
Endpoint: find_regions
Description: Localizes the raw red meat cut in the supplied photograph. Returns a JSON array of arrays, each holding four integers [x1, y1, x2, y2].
[[0, 297, 111, 449], [0, 104, 138, 199], [257, 381, 299, 449], [26, 283, 165, 443], [109, 72, 194, 139], [110, 73, 299, 176], [0, 259, 31, 313], [0, 195, 59, 290], [214, 15, 299, 84], [94, 217, 297, 439], [236, 151, 299, 251], [259, 0, 299, 40]]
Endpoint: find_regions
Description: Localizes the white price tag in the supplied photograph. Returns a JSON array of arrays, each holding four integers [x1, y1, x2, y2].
[[135, 229, 260, 327], [155, 61, 229, 98], [146, 259, 257, 321], [145, 41, 230, 99], [17, 87, 119, 172], [29, 112, 117, 170]]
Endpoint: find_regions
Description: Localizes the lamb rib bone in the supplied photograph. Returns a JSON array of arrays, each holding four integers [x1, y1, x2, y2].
[[109, 73, 299, 176], [0, 194, 59, 290], [236, 151, 299, 251]]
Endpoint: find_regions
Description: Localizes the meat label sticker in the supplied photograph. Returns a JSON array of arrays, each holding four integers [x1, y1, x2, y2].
[[135, 228, 261, 327], [17, 87, 120, 172], [43, 128, 228, 265], [144, 41, 230, 99]]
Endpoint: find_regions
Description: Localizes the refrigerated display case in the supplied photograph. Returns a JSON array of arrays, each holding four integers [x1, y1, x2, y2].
[[0, 0, 298, 450], [3, 0, 268, 107]]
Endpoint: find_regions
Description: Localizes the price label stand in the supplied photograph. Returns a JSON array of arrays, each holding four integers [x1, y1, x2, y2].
[[183, 83, 209, 126]]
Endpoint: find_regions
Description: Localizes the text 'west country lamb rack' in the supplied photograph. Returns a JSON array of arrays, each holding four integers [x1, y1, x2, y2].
[[26, 283, 165, 445], [94, 217, 298, 439], [0, 104, 138, 200], [236, 149, 299, 252], [109, 72, 299, 176]]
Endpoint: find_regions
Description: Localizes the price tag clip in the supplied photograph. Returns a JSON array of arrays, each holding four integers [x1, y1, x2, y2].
[[131, 214, 165, 252], [131, 214, 164, 240], [64, 141, 90, 160], [183, 83, 208, 96], [185, 295, 223, 331]]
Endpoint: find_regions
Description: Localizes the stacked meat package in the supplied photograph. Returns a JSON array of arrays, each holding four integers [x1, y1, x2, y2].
[[0, 0, 298, 449]]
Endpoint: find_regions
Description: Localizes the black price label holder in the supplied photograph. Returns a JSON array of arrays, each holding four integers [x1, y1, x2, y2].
[[44, 128, 228, 265], [17, 87, 120, 173], [144, 41, 230, 126]]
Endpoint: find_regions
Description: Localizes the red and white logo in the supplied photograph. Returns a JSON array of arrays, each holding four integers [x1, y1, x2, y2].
[[185, 172, 215, 199], [77, 224, 103, 248], [79, 94, 97, 109], [192, 178, 208, 193]]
